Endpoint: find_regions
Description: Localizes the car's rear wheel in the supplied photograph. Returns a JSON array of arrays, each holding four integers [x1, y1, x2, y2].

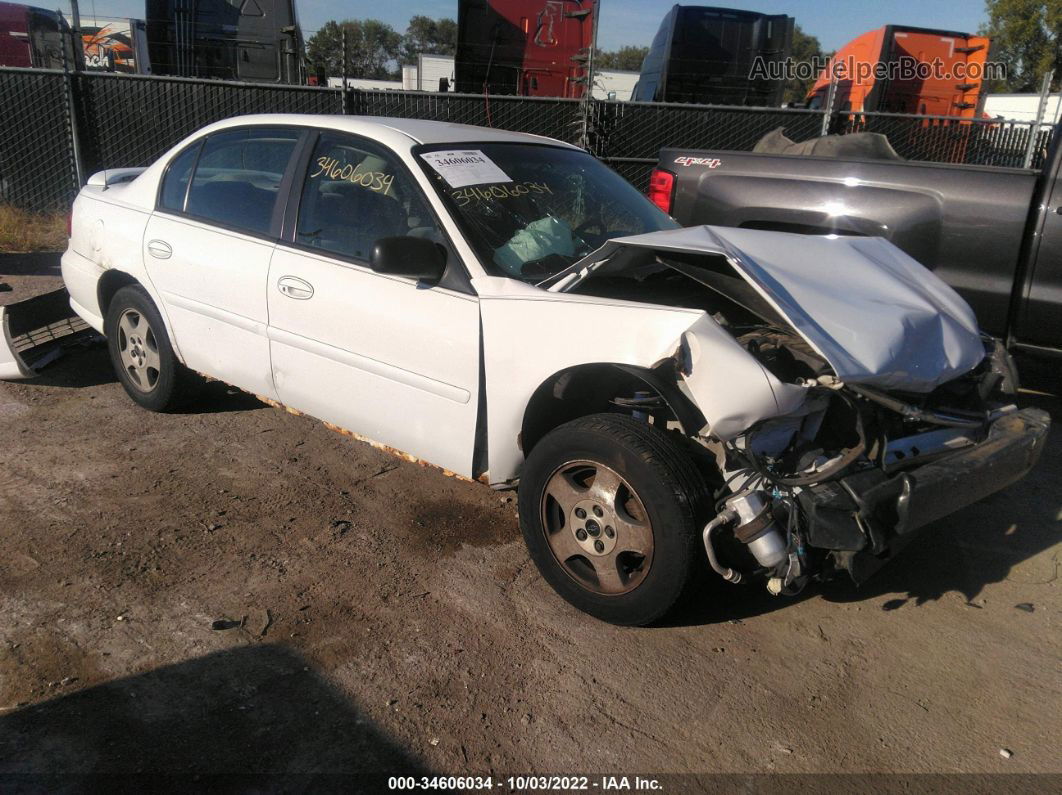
[[518, 413, 708, 625], [106, 285, 197, 411]]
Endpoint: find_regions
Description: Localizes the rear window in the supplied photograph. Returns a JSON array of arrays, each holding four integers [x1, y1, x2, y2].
[[159, 143, 200, 213]]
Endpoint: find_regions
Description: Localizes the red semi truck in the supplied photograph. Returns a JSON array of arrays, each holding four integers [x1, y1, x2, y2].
[[456, 0, 597, 97], [806, 25, 992, 117], [0, 1, 77, 69]]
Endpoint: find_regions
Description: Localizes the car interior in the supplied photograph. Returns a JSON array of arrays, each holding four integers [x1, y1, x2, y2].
[[296, 141, 443, 261]]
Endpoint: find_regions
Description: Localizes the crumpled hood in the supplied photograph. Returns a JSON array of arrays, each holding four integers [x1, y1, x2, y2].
[[558, 225, 986, 393]]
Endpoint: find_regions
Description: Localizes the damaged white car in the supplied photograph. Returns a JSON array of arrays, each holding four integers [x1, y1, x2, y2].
[[2, 115, 1049, 625]]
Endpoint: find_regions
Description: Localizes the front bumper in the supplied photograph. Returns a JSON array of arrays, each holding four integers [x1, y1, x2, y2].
[[798, 407, 1051, 583]]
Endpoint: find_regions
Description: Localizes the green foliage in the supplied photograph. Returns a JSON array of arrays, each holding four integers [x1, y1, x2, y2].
[[307, 19, 402, 80], [980, 0, 1062, 91], [401, 16, 458, 64], [783, 25, 826, 105], [596, 46, 649, 71]]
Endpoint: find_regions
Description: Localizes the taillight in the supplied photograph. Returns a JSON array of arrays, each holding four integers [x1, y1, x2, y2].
[[647, 168, 675, 215], [66, 214, 72, 238]]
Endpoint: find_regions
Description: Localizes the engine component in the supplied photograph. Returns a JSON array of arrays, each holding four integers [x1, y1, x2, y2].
[[767, 574, 806, 596], [702, 508, 742, 583], [725, 491, 788, 569], [702, 489, 792, 586], [736, 390, 868, 487], [846, 383, 985, 428]]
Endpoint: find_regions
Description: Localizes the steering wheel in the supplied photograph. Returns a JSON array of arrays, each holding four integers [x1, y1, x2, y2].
[[574, 208, 606, 238]]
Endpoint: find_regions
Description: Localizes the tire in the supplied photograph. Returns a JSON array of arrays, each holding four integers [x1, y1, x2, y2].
[[105, 284, 198, 412], [518, 413, 708, 626]]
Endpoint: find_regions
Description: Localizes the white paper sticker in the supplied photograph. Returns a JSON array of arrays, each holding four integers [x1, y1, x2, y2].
[[420, 150, 512, 188]]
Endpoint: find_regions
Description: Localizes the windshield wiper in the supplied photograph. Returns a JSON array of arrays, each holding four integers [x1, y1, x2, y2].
[[537, 248, 615, 291]]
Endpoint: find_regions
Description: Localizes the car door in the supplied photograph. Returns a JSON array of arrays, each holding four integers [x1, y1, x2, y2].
[[266, 131, 482, 478], [143, 126, 303, 400]]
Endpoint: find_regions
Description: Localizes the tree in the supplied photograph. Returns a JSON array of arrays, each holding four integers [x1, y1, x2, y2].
[[307, 19, 402, 80], [980, 0, 1062, 92], [596, 45, 649, 71], [401, 15, 458, 64], [783, 25, 825, 105]]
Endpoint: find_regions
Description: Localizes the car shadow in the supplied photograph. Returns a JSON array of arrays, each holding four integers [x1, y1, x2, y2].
[[0, 645, 427, 788], [665, 496, 1059, 628], [22, 340, 116, 389], [182, 380, 269, 415], [26, 343, 267, 414]]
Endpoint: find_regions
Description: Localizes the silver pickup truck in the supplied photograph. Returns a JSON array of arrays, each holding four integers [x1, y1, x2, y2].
[[649, 127, 1062, 356]]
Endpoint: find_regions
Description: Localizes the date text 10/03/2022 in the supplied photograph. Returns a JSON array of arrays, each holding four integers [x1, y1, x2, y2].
[[387, 775, 664, 791]]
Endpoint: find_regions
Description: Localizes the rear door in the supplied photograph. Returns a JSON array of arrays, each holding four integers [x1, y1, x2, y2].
[[144, 126, 303, 400], [266, 131, 482, 477]]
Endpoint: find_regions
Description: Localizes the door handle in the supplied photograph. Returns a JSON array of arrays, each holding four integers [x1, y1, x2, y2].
[[147, 240, 172, 259], [277, 275, 314, 300]]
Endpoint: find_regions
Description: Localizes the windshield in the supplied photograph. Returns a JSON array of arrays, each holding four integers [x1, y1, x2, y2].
[[416, 143, 678, 282]]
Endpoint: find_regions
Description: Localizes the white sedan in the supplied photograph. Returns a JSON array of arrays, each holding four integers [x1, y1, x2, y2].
[[2, 115, 1048, 624]]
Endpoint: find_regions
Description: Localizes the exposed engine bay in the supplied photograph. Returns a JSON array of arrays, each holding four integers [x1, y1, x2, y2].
[[560, 227, 1048, 594]]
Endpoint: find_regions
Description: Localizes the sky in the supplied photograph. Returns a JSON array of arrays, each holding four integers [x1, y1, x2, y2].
[[67, 0, 989, 52]]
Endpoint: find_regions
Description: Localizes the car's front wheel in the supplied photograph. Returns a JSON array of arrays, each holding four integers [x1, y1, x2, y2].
[[105, 285, 198, 411], [518, 413, 708, 625]]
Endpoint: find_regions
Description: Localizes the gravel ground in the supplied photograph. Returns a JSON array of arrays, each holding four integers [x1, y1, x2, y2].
[[1, 262, 1059, 786]]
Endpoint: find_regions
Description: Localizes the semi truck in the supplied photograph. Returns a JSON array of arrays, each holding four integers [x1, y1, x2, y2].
[[631, 5, 793, 106], [455, 0, 596, 97], [0, 1, 77, 69], [806, 25, 992, 117], [145, 0, 304, 84], [81, 18, 150, 73]]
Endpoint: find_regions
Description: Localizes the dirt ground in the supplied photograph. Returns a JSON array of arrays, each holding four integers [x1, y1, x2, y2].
[[1, 259, 1060, 787]]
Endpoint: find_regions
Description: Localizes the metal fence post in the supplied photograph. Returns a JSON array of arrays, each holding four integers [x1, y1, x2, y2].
[[1023, 71, 1055, 169], [577, 0, 601, 150], [820, 76, 837, 138], [341, 29, 350, 115], [60, 38, 85, 188]]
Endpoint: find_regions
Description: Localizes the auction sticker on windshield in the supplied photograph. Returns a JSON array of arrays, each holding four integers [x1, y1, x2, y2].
[[420, 150, 512, 188]]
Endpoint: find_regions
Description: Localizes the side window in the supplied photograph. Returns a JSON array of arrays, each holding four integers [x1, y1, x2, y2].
[[184, 127, 300, 236], [295, 133, 442, 262], [159, 142, 200, 213]]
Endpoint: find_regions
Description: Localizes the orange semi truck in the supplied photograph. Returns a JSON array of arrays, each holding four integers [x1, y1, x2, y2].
[[807, 25, 991, 117]]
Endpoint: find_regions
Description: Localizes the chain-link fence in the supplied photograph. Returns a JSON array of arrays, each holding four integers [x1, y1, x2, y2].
[[0, 65, 1056, 212], [351, 90, 585, 142], [73, 73, 343, 181], [0, 69, 80, 212], [833, 112, 1056, 170], [1, 68, 345, 212], [587, 101, 827, 190]]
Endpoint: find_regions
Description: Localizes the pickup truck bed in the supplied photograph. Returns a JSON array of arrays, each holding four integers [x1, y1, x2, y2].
[[655, 133, 1062, 352]]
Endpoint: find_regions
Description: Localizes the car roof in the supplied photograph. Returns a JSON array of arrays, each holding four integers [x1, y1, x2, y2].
[[196, 113, 582, 151]]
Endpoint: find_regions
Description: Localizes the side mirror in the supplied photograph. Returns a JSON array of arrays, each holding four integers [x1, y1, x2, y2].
[[370, 236, 447, 284]]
